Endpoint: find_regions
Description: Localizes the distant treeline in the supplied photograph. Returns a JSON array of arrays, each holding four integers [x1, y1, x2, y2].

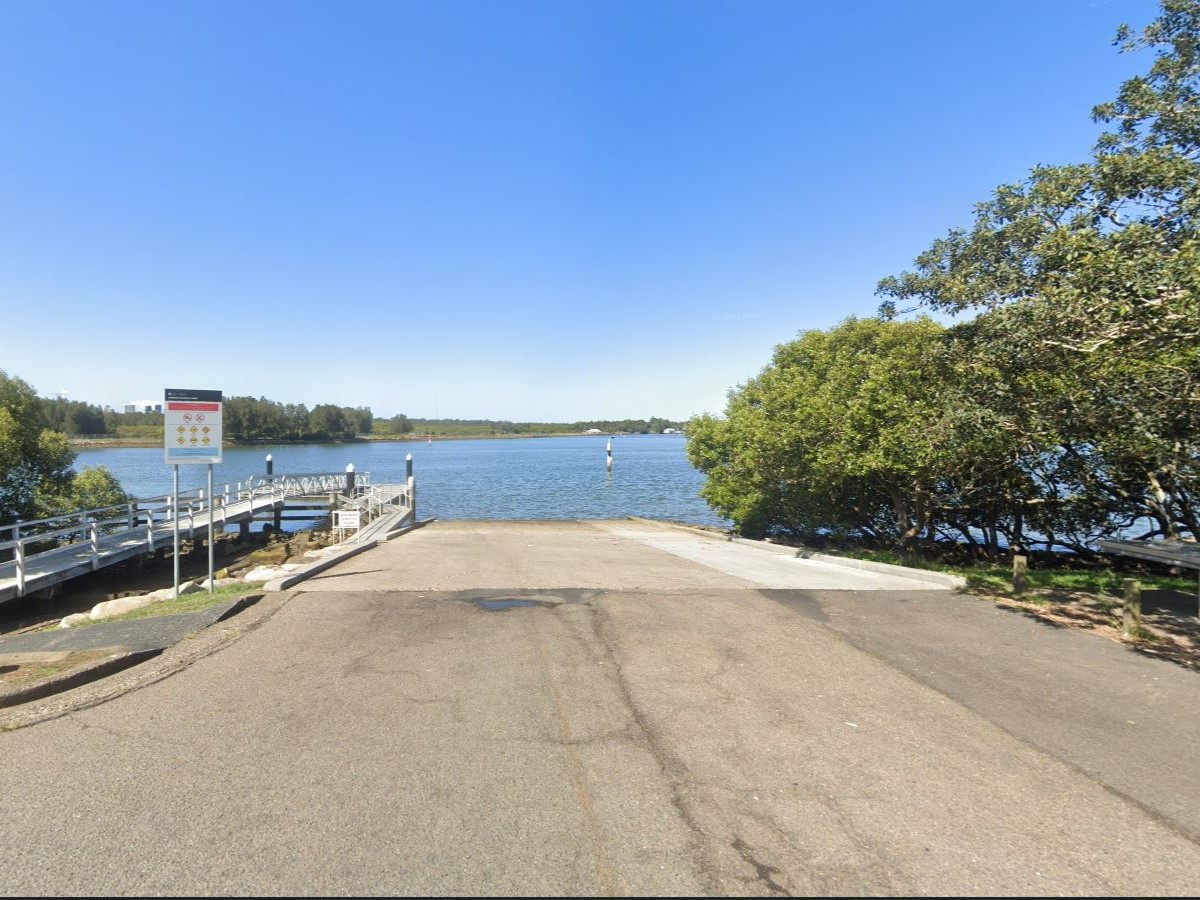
[[39, 396, 685, 442], [40, 396, 373, 442], [405, 417, 684, 436]]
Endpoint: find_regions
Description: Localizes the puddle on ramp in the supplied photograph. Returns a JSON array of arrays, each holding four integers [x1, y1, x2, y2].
[[475, 600, 542, 614]]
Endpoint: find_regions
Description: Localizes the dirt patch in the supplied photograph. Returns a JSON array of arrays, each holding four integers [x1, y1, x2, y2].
[[975, 586, 1200, 671], [0, 648, 118, 695]]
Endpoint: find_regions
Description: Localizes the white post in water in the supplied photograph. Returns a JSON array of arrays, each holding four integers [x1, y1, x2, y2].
[[406, 453, 415, 519], [606, 438, 613, 473]]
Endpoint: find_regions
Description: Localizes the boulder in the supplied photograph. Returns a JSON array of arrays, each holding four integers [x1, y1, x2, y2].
[[59, 613, 91, 629], [242, 565, 284, 583], [89, 596, 154, 620]]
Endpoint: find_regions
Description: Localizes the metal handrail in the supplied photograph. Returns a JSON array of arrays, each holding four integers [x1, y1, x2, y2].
[[0, 468, 423, 603], [1, 470, 371, 563]]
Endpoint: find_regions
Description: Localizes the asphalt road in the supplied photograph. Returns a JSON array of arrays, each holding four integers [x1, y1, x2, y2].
[[1, 520, 1198, 895]]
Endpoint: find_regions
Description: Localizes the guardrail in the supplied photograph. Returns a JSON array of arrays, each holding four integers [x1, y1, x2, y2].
[[0, 471, 381, 598]]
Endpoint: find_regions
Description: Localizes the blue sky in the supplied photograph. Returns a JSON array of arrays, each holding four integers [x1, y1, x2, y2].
[[0, 0, 1161, 421]]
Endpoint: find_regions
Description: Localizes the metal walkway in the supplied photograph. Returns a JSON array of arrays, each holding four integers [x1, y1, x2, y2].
[[0, 472, 414, 605]]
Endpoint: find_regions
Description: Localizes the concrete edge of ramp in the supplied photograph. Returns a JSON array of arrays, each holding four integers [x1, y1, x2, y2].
[[263, 541, 380, 592], [263, 518, 434, 592], [625, 516, 968, 589], [0, 648, 163, 710]]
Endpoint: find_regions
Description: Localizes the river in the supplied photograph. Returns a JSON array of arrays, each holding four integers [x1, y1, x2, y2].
[[73, 434, 728, 528]]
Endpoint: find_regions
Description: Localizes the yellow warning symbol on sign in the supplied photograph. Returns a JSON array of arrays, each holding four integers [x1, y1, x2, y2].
[[177, 426, 185, 434], [202, 437, 210, 445], [189, 437, 198, 445], [176, 437, 185, 445], [189, 425, 198, 434], [202, 426, 210, 434]]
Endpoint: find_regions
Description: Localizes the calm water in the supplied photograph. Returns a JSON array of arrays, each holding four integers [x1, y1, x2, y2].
[[74, 434, 728, 527]]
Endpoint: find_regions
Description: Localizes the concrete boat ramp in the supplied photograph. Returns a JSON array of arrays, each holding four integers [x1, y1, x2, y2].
[[2, 519, 1199, 895]]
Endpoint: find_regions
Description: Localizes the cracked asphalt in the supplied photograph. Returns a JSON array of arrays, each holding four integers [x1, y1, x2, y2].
[[1, 520, 1198, 895]]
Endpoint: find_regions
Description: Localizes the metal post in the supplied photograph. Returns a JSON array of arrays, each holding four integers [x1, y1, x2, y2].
[[172, 464, 180, 600], [406, 453, 415, 519], [127, 501, 135, 531], [89, 519, 99, 571], [14, 538, 24, 596], [606, 438, 613, 473], [268, 456, 282, 531], [346, 463, 356, 496], [207, 463, 215, 593]]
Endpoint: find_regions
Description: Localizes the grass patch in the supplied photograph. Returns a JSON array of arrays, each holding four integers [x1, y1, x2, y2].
[[58, 581, 263, 629], [777, 541, 1196, 597]]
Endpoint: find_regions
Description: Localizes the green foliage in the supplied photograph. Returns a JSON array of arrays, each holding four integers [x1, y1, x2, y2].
[[39, 397, 107, 435], [0, 371, 79, 523], [689, 317, 973, 542], [220, 397, 370, 442], [67, 466, 132, 512], [690, 2, 1199, 552], [373, 414, 414, 435], [1, 371, 141, 523], [876, 0, 1199, 545]]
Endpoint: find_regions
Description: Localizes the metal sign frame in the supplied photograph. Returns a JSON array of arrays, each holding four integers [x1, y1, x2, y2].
[[164, 388, 223, 465], [164, 388, 223, 598]]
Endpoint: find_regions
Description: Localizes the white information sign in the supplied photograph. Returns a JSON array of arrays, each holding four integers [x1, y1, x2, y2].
[[164, 388, 223, 464], [333, 510, 361, 530]]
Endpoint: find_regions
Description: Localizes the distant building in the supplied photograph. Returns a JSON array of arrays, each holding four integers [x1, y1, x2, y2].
[[125, 400, 163, 414], [583, 428, 603, 435], [662, 428, 679, 434]]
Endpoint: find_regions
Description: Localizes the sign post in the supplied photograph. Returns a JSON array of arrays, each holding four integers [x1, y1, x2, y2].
[[164, 389, 223, 597]]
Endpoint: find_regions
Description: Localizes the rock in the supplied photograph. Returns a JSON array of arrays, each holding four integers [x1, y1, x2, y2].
[[195, 577, 237, 591], [281, 563, 300, 572], [177, 581, 202, 595], [242, 565, 283, 583], [59, 613, 91, 629], [89, 596, 154, 620]]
